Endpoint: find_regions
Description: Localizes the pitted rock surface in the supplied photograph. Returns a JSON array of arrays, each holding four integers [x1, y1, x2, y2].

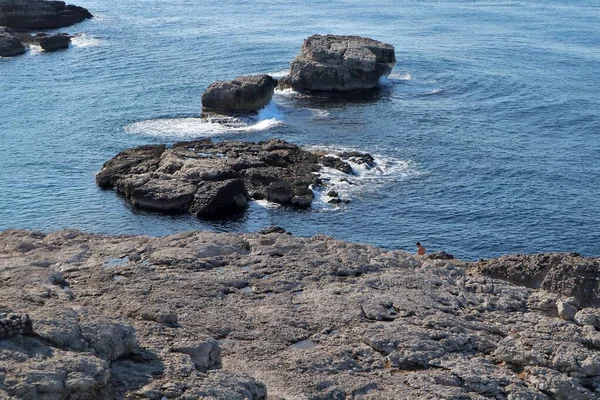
[[279, 34, 396, 92], [1, 229, 600, 398], [96, 139, 365, 218]]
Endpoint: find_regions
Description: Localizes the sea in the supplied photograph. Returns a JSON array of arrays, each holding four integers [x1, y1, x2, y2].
[[1, 0, 599, 260]]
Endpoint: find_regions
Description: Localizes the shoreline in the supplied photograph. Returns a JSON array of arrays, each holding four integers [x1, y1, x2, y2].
[[1, 228, 599, 399]]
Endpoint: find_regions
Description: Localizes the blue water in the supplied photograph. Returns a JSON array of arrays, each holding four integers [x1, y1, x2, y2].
[[1, 0, 599, 260]]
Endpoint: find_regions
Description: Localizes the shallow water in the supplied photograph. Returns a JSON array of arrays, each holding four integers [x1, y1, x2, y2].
[[1, 0, 599, 260]]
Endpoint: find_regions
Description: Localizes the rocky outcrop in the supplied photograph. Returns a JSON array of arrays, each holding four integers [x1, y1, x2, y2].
[[1, 229, 600, 399], [30, 31, 70, 51], [97, 139, 364, 218], [201, 74, 278, 115], [0, 0, 92, 30], [279, 34, 396, 92], [472, 253, 600, 307], [0, 26, 24, 56]]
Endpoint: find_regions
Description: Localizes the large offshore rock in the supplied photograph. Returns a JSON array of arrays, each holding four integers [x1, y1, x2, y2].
[[2, 229, 600, 398], [97, 139, 364, 218], [0, 0, 92, 30], [201, 74, 278, 114], [0, 26, 24, 56], [279, 34, 396, 92]]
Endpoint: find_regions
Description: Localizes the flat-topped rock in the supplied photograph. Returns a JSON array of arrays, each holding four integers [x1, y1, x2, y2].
[[97, 139, 366, 218], [201, 74, 278, 115], [279, 34, 396, 92], [0, 0, 92, 30], [1, 229, 600, 399]]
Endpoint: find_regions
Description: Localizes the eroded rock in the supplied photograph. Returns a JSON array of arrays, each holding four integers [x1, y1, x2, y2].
[[279, 34, 396, 92], [97, 139, 363, 218], [201, 74, 278, 115]]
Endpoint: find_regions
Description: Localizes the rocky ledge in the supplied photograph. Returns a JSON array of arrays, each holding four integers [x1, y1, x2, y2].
[[1, 229, 600, 399], [201, 75, 278, 116], [279, 34, 396, 92], [96, 139, 363, 217]]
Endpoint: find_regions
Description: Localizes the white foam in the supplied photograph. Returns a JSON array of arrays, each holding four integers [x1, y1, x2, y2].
[[274, 88, 301, 98], [71, 34, 103, 48], [253, 199, 281, 209], [267, 69, 289, 79], [307, 145, 422, 208], [27, 44, 43, 55], [307, 108, 330, 118], [125, 100, 283, 138]]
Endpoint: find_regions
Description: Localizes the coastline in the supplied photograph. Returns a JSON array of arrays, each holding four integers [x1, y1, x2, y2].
[[1, 228, 599, 399]]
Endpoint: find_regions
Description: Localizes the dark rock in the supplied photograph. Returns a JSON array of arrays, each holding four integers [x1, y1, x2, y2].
[[257, 226, 291, 235], [32, 32, 70, 51], [0, 26, 24, 57], [201, 74, 278, 115], [338, 151, 376, 168], [428, 251, 455, 260], [189, 179, 249, 218], [321, 156, 353, 174], [0, 0, 92, 30], [98, 139, 350, 219], [279, 34, 396, 92], [326, 191, 338, 198]]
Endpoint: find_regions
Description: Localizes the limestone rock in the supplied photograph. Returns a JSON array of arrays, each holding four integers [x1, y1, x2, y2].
[[201, 74, 278, 114], [279, 34, 396, 92], [2, 229, 600, 398], [471, 253, 600, 307], [557, 299, 578, 321], [172, 340, 222, 372]]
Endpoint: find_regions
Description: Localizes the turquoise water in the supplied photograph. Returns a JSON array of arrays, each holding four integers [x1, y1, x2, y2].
[[1, 0, 599, 259]]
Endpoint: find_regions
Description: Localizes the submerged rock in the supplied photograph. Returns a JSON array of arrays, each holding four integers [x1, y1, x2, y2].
[[279, 34, 396, 92], [0, 0, 92, 30], [97, 139, 363, 219], [201, 74, 278, 115], [2, 229, 600, 398]]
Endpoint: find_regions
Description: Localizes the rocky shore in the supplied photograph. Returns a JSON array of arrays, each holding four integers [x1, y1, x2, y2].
[[1, 228, 600, 399]]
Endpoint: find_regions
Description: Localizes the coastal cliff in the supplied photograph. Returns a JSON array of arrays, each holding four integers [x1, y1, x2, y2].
[[1, 229, 599, 399]]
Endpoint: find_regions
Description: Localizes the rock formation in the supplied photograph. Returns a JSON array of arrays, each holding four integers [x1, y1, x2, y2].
[[0, 0, 90, 57], [0, 26, 23, 56], [1, 229, 600, 399], [279, 34, 396, 92], [201, 75, 278, 116], [0, 0, 92, 30], [472, 253, 600, 307], [96, 139, 364, 218]]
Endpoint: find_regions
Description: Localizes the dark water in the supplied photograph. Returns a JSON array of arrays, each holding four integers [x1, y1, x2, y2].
[[1, 0, 599, 260]]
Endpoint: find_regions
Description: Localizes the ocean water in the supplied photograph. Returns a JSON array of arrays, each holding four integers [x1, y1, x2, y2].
[[1, 0, 599, 260]]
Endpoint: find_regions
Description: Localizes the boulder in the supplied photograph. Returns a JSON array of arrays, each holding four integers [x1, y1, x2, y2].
[[0, 26, 24, 57], [0, 0, 92, 30], [31, 32, 70, 51], [279, 34, 396, 92], [201, 74, 278, 115]]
